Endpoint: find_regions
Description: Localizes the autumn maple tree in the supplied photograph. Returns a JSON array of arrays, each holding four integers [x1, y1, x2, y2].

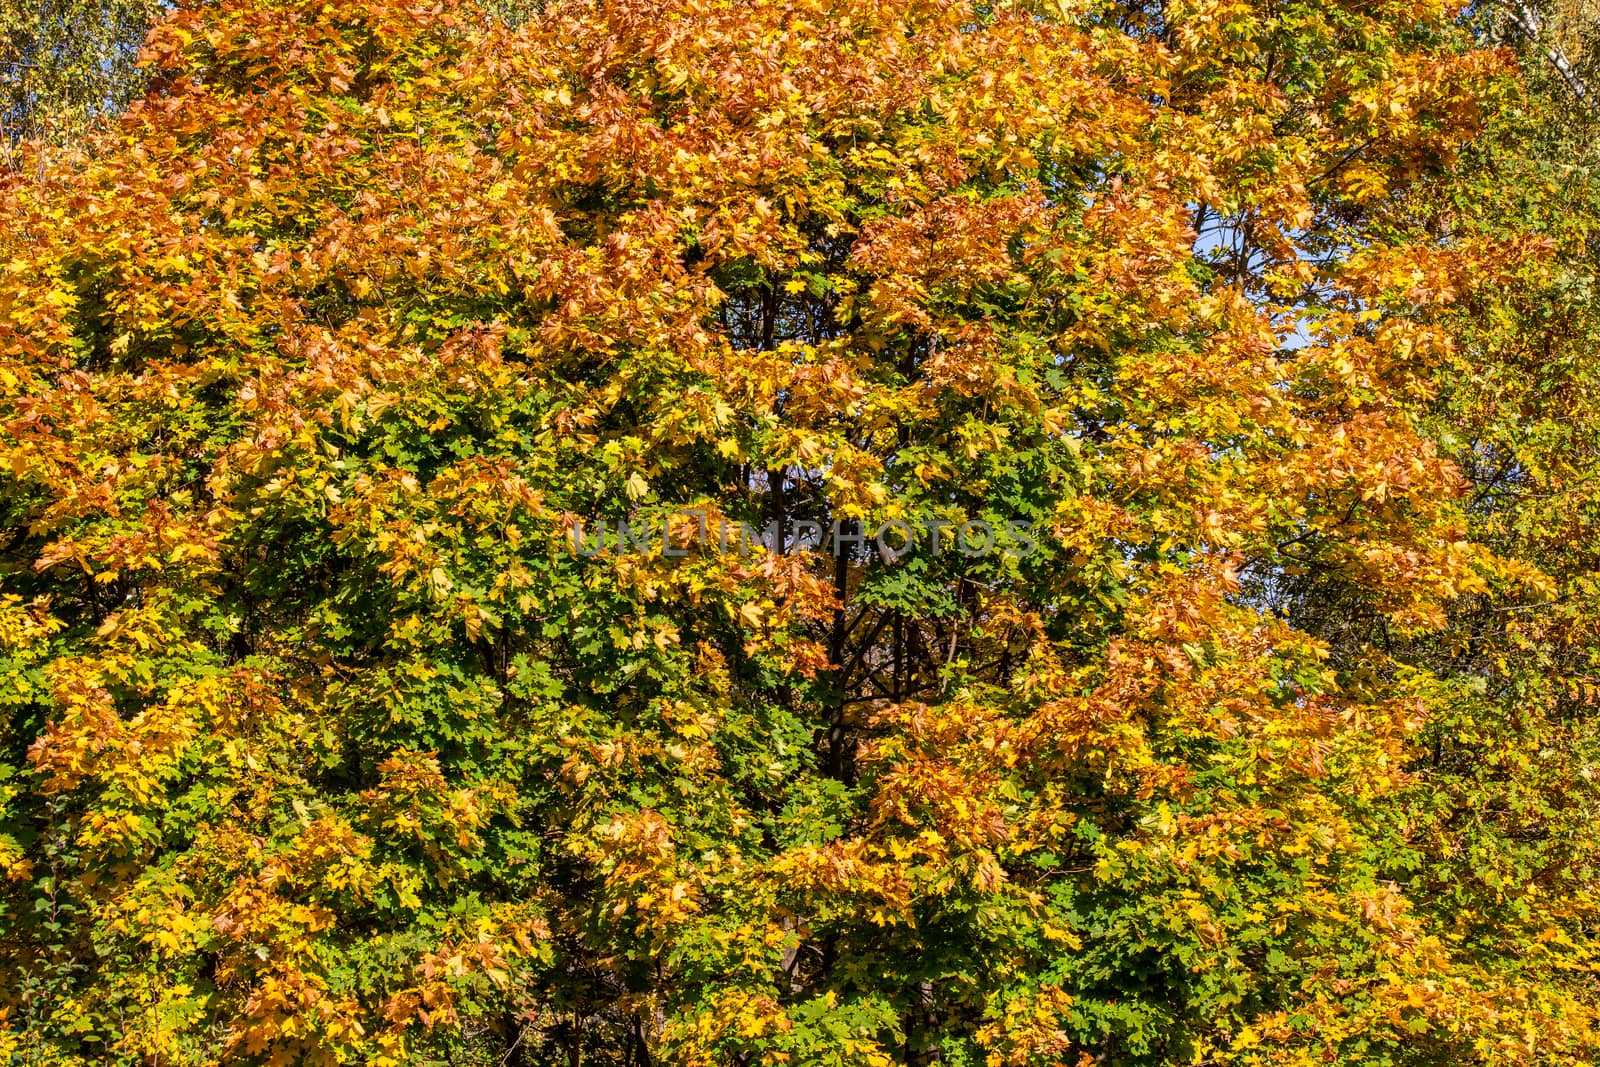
[[1, 0, 1598, 1063]]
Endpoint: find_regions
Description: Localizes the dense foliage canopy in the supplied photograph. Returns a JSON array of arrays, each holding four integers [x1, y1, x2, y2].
[[3, 0, 1600, 1064]]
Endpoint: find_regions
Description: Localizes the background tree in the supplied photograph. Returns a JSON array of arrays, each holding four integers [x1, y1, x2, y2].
[[1282, 0, 1600, 1053], [0, 0, 162, 156]]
